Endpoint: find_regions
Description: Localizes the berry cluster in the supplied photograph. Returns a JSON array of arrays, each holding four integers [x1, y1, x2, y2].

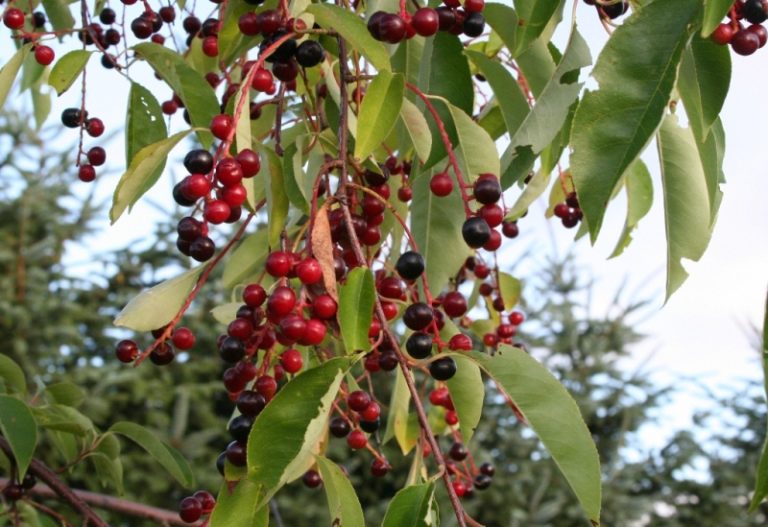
[[368, 0, 486, 44], [461, 174, 503, 250], [178, 490, 216, 524], [1, 473, 36, 502], [59, 108, 106, 182], [552, 191, 583, 229], [710, 0, 767, 55]]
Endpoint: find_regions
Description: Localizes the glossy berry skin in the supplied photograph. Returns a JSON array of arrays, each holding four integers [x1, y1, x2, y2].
[[442, 291, 467, 318], [378, 13, 407, 43], [396, 251, 425, 280], [302, 470, 322, 488], [346, 430, 367, 449], [149, 343, 175, 365], [225, 440, 247, 466], [236, 390, 266, 416], [184, 149, 214, 174], [463, 12, 485, 37], [131, 17, 153, 39], [743, 0, 768, 24], [3, 8, 25, 30], [296, 40, 325, 67], [731, 29, 760, 55], [361, 418, 381, 432], [312, 294, 337, 319], [87, 146, 106, 166], [430, 172, 454, 197], [236, 149, 261, 177], [210, 114, 233, 140], [448, 333, 473, 351], [267, 286, 297, 317], [479, 462, 495, 477], [179, 496, 203, 523], [86, 118, 105, 137], [115, 339, 139, 363], [429, 356, 457, 381], [406, 332, 433, 359], [204, 200, 231, 224], [172, 327, 196, 350], [238, 12, 260, 35], [189, 236, 215, 262], [449, 442, 468, 461], [256, 375, 278, 399], [347, 390, 372, 412], [403, 302, 434, 331], [371, 458, 390, 477], [193, 490, 216, 513], [280, 348, 303, 374], [462, 217, 491, 248], [473, 176, 502, 204], [474, 474, 492, 490], [265, 251, 293, 277], [61, 108, 86, 128], [329, 416, 351, 438], [219, 336, 245, 363], [748, 24, 768, 47], [411, 7, 439, 36], [509, 311, 525, 325], [296, 257, 322, 284], [228, 414, 254, 441], [243, 284, 266, 307], [34, 45, 55, 66]]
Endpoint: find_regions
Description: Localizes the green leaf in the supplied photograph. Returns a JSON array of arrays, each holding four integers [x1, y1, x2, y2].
[[678, 36, 730, 141], [445, 354, 483, 445], [484, 4, 519, 60], [410, 170, 472, 296], [338, 268, 375, 353], [501, 27, 590, 188], [384, 367, 415, 454], [263, 147, 289, 247], [125, 82, 168, 182], [234, 82, 252, 154], [44, 382, 85, 407], [31, 84, 51, 129], [48, 50, 91, 96], [89, 452, 124, 494], [657, 114, 714, 300], [0, 355, 26, 395], [316, 456, 365, 527], [133, 43, 219, 147], [0, 46, 29, 109], [468, 346, 601, 525], [381, 483, 436, 527], [571, 0, 701, 240], [282, 138, 312, 214], [355, 71, 405, 160], [211, 479, 269, 527], [447, 101, 500, 180], [42, 0, 75, 30], [417, 32, 474, 169], [222, 229, 270, 289], [610, 160, 653, 258], [694, 117, 725, 225], [498, 272, 521, 309], [0, 396, 37, 478], [306, 4, 390, 71], [110, 129, 194, 223], [33, 404, 93, 435], [399, 98, 432, 163], [465, 50, 530, 138], [702, 0, 733, 36], [247, 358, 351, 503], [113, 264, 206, 332], [110, 422, 194, 488], [515, 34, 556, 98], [512, 0, 563, 57]]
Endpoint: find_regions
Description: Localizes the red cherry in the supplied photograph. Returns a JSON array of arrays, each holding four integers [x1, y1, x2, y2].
[[411, 8, 439, 36], [445, 410, 459, 425], [255, 375, 277, 399], [216, 158, 243, 187], [280, 348, 303, 374], [86, 118, 105, 137], [711, 22, 735, 45], [222, 184, 247, 207], [361, 402, 381, 421], [347, 390, 372, 412], [442, 291, 467, 318], [299, 318, 327, 346], [452, 480, 467, 498], [312, 294, 337, 319], [448, 333, 473, 351], [210, 114, 233, 140], [115, 339, 139, 363], [193, 490, 216, 513], [236, 148, 261, 177], [172, 327, 196, 350], [748, 24, 767, 47], [279, 314, 307, 342], [478, 203, 504, 228], [78, 165, 96, 182], [267, 286, 297, 317], [3, 8, 25, 30], [204, 199, 231, 224], [397, 186, 413, 202], [266, 251, 293, 277], [429, 387, 450, 407], [731, 28, 760, 55], [243, 284, 267, 307], [346, 430, 367, 449], [482, 229, 502, 251], [181, 174, 211, 199], [34, 45, 55, 66], [296, 257, 323, 284], [251, 68, 274, 91], [464, 0, 484, 12], [509, 311, 524, 325], [179, 496, 203, 523], [430, 172, 454, 197]]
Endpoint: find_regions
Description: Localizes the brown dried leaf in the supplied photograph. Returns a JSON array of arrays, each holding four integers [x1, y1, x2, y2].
[[311, 204, 338, 301]]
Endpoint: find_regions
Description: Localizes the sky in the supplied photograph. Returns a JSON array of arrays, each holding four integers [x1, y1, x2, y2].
[[2, 2, 766, 450]]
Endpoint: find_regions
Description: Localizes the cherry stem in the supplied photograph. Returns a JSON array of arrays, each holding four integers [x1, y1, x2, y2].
[[135, 207, 261, 365], [405, 83, 473, 217]]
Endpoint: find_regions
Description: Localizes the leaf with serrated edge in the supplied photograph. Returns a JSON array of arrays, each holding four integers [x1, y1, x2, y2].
[[400, 99, 432, 163], [0, 396, 37, 478], [247, 358, 351, 508], [114, 264, 206, 332], [316, 456, 365, 527], [48, 50, 91, 96], [501, 27, 591, 188], [657, 114, 713, 300], [110, 129, 194, 223], [610, 160, 653, 258], [468, 346, 601, 525], [445, 354, 483, 445], [338, 268, 375, 353], [355, 71, 405, 160], [570, 0, 701, 240], [210, 479, 268, 527], [381, 483, 435, 527], [110, 422, 194, 488]]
